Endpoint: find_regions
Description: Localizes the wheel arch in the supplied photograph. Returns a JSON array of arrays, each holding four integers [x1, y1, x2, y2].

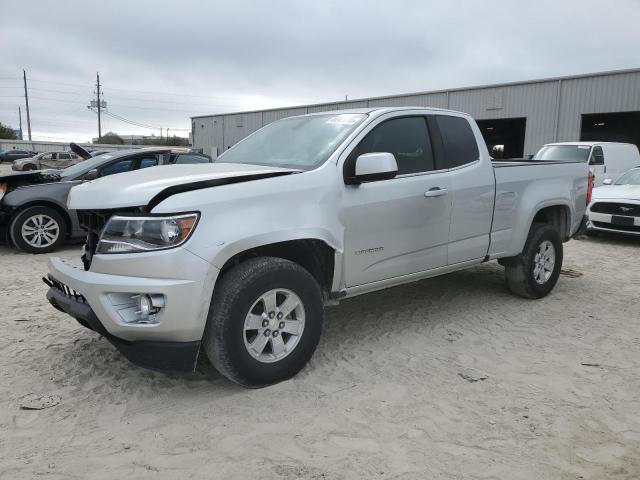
[[10, 200, 73, 238], [529, 203, 572, 241], [215, 238, 338, 297]]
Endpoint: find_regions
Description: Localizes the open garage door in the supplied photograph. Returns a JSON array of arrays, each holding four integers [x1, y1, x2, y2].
[[476, 117, 526, 159], [581, 112, 640, 152]]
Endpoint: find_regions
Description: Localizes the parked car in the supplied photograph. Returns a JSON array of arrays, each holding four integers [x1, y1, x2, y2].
[[44, 107, 590, 386], [533, 142, 640, 186], [0, 149, 37, 163], [587, 166, 640, 236], [12, 151, 82, 171], [0, 147, 212, 253]]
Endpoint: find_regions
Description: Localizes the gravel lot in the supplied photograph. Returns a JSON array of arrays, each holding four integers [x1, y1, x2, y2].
[[1, 162, 639, 479]]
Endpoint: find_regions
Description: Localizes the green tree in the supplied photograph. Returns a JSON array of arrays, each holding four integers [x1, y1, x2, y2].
[[96, 132, 124, 144], [0, 122, 18, 140], [142, 135, 189, 146]]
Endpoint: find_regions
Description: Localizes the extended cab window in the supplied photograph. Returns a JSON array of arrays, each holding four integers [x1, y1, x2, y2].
[[435, 115, 479, 168], [139, 157, 159, 169], [589, 146, 604, 165], [349, 117, 434, 176]]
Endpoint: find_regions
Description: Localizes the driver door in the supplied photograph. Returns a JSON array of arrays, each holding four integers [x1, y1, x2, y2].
[[341, 116, 452, 287], [40, 153, 55, 169]]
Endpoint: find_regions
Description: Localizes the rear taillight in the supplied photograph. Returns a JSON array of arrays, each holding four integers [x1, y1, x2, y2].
[[0, 183, 7, 202], [586, 170, 594, 205]]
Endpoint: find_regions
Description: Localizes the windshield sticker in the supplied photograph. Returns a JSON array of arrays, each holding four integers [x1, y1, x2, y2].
[[326, 114, 362, 125], [577, 146, 591, 149]]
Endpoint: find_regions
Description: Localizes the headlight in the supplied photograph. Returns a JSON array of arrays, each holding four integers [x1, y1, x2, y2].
[[97, 213, 199, 254]]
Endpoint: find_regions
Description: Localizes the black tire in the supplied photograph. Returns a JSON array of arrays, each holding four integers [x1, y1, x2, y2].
[[504, 223, 563, 299], [23, 164, 37, 171], [202, 257, 324, 387], [10, 205, 67, 254]]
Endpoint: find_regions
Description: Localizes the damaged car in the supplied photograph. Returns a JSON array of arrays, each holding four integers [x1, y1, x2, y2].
[[0, 146, 212, 253]]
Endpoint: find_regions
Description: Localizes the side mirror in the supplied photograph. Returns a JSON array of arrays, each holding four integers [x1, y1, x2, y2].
[[83, 169, 99, 181], [602, 178, 613, 185], [352, 152, 398, 183]]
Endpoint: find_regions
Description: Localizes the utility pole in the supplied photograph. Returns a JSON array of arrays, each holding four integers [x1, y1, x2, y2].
[[23, 70, 32, 141], [166, 128, 169, 143], [18, 106, 23, 140], [96, 72, 102, 140]]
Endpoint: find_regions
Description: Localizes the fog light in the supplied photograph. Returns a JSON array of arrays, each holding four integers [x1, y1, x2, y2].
[[138, 294, 153, 316], [133, 294, 165, 319]]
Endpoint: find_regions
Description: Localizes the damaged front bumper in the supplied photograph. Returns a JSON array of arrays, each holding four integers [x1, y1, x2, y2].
[[44, 252, 219, 372], [45, 275, 200, 371]]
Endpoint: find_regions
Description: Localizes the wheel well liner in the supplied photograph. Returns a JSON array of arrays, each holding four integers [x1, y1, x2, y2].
[[531, 205, 571, 240], [218, 239, 335, 294]]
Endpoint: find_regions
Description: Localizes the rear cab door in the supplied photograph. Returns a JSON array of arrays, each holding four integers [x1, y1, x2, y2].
[[427, 114, 495, 264]]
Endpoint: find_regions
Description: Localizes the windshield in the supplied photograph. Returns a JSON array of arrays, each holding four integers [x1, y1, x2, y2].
[[218, 113, 367, 170], [614, 168, 640, 185], [60, 152, 116, 178], [532, 145, 592, 162]]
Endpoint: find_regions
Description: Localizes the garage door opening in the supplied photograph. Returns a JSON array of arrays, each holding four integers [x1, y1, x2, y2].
[[476, 118, 526, 159], [581, 112, 640, 152]]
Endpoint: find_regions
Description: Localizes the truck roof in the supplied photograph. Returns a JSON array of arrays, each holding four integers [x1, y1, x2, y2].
[[300, 106, 471, 118]]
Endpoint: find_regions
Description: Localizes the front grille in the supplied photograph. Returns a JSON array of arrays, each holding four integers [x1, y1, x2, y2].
[[593, 221, 640, 233], [591, 202, 640, 217], [77, 208, 143, 270], [43, 274, 87, 303]]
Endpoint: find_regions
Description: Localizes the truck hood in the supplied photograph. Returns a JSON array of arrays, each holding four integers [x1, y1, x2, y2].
[[68, 163, 299, 210], [592, 184, 640, 201]]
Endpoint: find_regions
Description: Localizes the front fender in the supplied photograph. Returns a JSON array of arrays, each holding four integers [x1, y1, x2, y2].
[[191, 227, 342, 270]]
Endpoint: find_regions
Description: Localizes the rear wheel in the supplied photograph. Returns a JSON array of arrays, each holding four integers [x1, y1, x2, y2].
[[10, 206, 67, 254], [504, 223, 563, 299], [202, 257, 324, 387]]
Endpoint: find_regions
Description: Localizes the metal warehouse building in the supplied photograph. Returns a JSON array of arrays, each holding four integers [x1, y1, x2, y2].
[[192, 68, 640, 159]]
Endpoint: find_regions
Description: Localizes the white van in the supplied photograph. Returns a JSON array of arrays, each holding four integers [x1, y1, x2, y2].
[[533, 142, 640, 186]]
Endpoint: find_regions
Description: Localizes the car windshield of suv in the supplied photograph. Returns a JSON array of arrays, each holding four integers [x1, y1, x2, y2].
[[614, 168, 640, 185], [532, 145, 592, 162], [218, 113, 367, 170], [59, 152, 115, 178]]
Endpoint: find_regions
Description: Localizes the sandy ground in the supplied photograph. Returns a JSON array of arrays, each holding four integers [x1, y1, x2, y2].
[[1, 163, 639, 479]]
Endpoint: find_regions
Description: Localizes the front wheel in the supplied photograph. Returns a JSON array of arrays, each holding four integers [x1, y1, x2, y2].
[[202, 257, 324, 387], [504, 223, 563, 299], [10, 206, 67, 254]]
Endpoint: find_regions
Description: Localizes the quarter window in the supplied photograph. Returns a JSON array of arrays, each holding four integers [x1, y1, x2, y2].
[[349, 117, 434, 176], [435, 115, 479, 168]]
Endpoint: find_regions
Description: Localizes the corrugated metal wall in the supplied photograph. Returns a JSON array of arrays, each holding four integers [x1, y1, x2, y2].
[[557, 71, 640, 142], [193, 69, 640, 158], [0, 140, 141, 153]]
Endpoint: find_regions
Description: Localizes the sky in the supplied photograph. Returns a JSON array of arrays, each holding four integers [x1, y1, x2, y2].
[[1, 0, 639, 143]]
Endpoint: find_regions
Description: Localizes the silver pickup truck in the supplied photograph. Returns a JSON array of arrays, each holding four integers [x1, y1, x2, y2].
[[45, 107, 590, 387]]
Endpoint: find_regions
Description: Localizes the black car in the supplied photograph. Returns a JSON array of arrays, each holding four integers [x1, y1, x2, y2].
[[0, 149, 37, 163], [0, 145, 212, 253]]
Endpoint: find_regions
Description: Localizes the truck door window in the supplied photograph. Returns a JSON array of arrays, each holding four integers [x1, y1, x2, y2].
[[349, 117, 434, 176], [589, 146, 604, 165], [435, 115, 479, 168]]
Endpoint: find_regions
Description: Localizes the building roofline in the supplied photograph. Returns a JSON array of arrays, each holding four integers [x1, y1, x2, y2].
[[190, 66, 640, 120]]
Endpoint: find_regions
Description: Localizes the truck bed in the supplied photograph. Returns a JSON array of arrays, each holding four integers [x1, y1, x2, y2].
[[488, 158, 589, 258]]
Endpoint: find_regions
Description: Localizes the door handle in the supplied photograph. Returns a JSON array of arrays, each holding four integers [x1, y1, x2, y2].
[[424, 188, 448, 198]]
